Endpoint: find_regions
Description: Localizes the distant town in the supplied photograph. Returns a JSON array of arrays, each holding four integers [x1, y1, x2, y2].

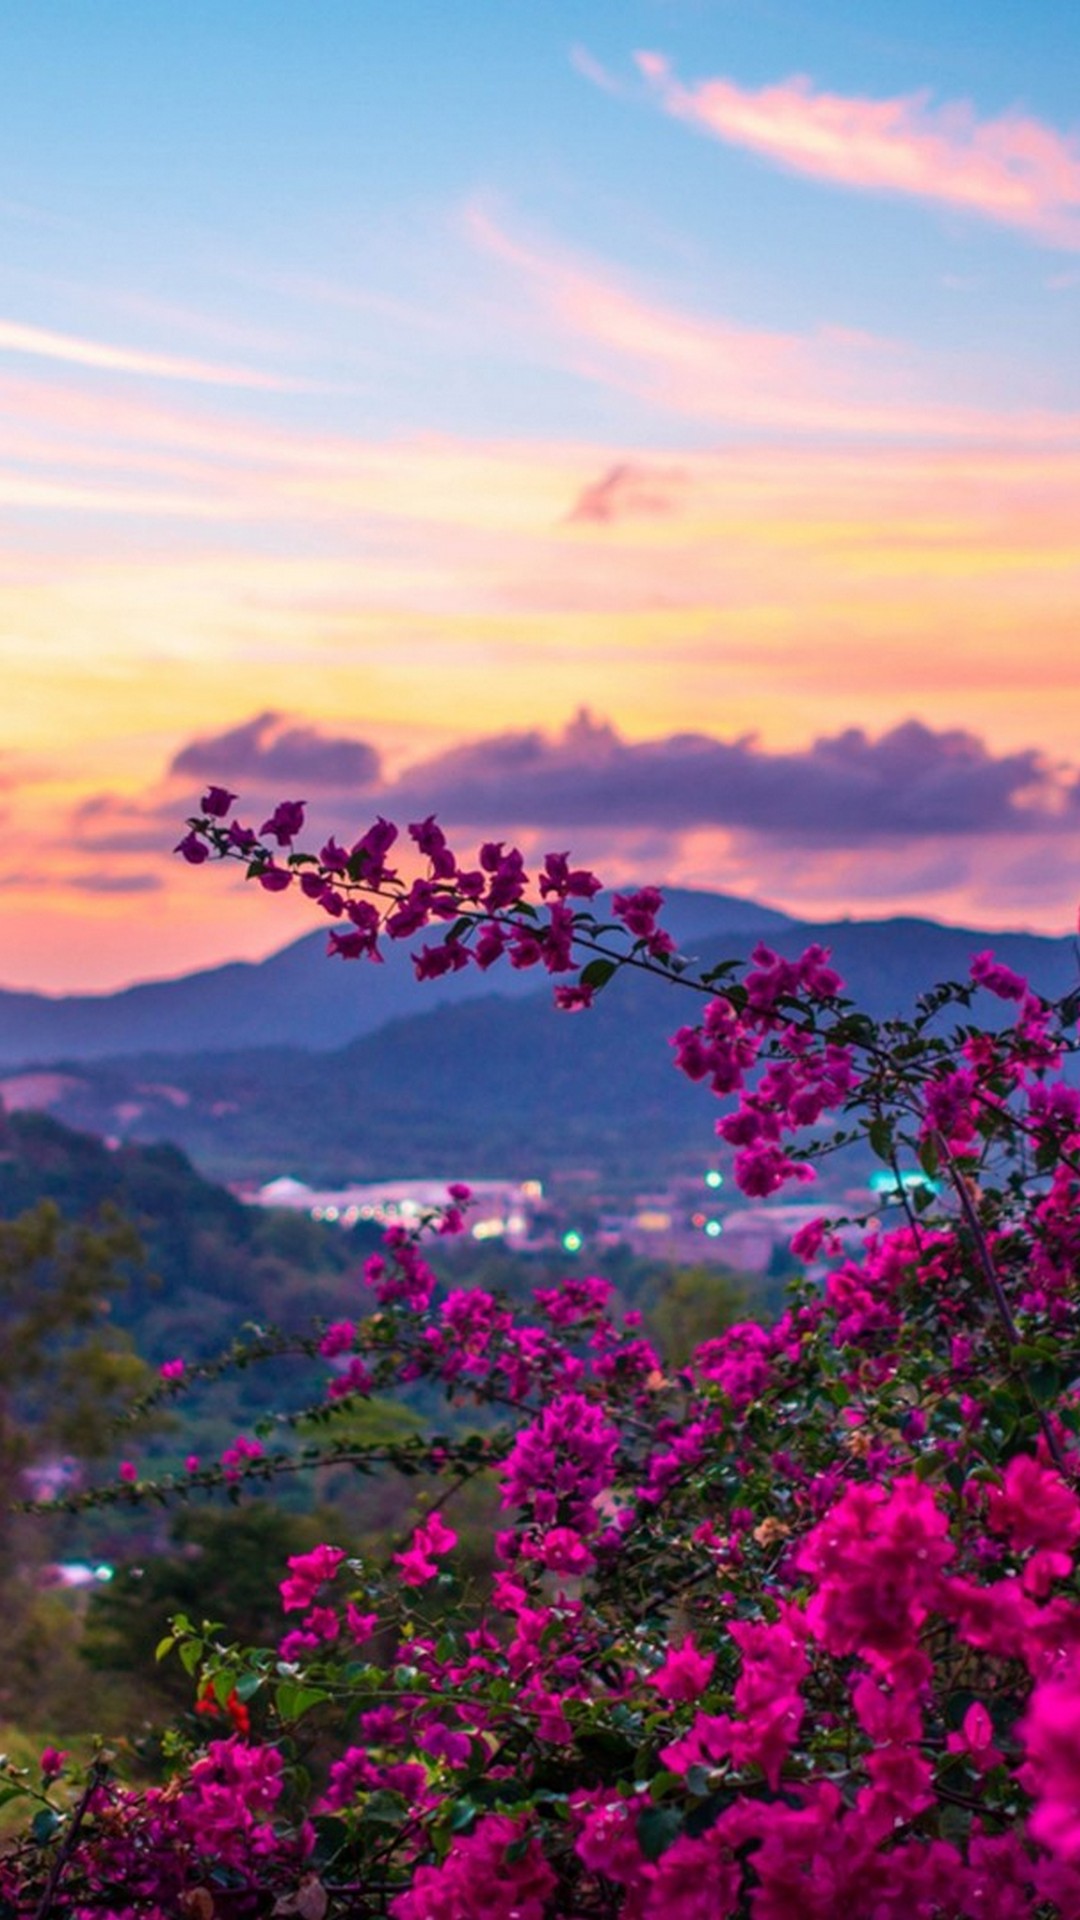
[[237, 1165, 929, 1274]]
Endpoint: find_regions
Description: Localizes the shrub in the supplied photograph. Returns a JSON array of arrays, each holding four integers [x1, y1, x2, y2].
[[3, 793, 1080, 1916]]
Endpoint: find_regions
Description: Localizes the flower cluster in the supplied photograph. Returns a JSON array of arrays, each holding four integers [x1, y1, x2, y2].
[[4, 800, 1080, 1915]]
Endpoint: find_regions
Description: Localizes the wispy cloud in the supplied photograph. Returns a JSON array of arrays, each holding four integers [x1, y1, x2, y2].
[[634, 54, 1080, 249], [568, 43, 625, 97], [466, 205, 1080, 440], [0, 317, 311, 390]]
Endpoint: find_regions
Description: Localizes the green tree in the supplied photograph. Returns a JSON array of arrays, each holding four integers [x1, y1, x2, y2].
[[643, 1260, 750, 1368], [0, 1199, 152, 1728]]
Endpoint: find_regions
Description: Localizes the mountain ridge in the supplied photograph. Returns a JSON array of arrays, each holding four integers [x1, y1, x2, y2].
[[0, 887, 793, 1067], [6, 908, 1077, 1189]]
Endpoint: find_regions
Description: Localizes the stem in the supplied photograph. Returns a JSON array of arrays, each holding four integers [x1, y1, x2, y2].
[[934, 1131, 1072, 1481], [34, 1757, 109, 1920]]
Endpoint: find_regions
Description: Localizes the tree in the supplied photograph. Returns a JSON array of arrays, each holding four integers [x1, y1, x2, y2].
[[0, 1199, 151, 1727]]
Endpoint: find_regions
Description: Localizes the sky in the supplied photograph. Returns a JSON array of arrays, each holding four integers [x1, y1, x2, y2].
[[2, 0, 1079, 992]]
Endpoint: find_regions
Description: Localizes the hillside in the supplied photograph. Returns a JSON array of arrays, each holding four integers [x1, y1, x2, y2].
[[7, 912, 1077, 1189], [0, 1107, 356, 1359]]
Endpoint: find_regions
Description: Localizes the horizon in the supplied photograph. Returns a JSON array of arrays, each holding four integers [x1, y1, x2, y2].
[[3, 2, 1079, 990], [6, 866, 1076, 1006]]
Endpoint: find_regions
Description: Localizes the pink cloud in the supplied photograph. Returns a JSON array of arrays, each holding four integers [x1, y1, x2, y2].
[[635, 54, 1080, 248], [0, 316, 312, 390], [467, 204, 1080, 439]]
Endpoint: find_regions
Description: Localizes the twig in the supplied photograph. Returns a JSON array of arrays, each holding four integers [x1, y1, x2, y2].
[[935, 1131, 1072, 1481], [34, 1756, 109, 1920]]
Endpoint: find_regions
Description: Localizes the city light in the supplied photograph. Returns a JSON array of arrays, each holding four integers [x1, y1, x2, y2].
[[868, 1170, 942, 1197], [705, 1170, 724, 1189], [705, 1220, 723, 1238], [562, 1230, 583, 1253]]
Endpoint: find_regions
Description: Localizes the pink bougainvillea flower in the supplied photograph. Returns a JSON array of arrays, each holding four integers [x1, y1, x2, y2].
[[279, 1544, 346, 1613], [648, 1633, 716, 1704], [1022, 1670, 1080, 1861], [394, 1512, 458, 1586]]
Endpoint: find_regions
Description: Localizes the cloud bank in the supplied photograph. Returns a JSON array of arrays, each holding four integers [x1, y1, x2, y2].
[[384, 711, 1071, 845]]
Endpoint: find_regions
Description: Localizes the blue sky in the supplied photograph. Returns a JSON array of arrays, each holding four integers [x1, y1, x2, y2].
[[1, 0, 1078, 986]]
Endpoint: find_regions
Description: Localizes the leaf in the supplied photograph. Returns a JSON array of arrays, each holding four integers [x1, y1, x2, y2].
[[212, 1669, 237, 1707], [580, 957, 617, 991], [636, 1803, 683, 1861], [1029, 1362, 1062, 1406], [868, 1116, 892, 1161], [309, 1815, 349, 1870], [155, 1634, 176, 1663], [274, 1682, 328, 1724], [31, 1806, 62, 1846], [178, 1639, 204, 1676]]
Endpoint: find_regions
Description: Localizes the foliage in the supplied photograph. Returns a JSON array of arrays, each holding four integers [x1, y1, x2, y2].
[[0, 1111, 359, 1352], [3, 792, 1080, 1915], [0, 1197, 155, 1736]]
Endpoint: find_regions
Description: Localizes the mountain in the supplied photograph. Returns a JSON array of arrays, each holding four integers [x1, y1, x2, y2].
[[7, 912, 1077, 1190], [0, 887, 793, 1068]]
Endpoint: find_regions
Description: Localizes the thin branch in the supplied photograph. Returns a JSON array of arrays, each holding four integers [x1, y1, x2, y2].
[[935, 1130, 1072, 1481]]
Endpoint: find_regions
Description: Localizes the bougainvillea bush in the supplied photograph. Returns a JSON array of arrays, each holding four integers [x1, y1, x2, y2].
[[4, 791, 1080, 1916]]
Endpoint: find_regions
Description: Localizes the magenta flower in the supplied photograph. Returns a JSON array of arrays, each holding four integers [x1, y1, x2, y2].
[[259, 799, 306, 846], [174, 830, 210, 864], [200, 786, 237, 818], [395, 1512, 458, 1586], [648, 1633, 716, 1704], [280, 1543, 346, 1613], [1022, 1671, 1080, 1861], [985, 1453, 1080, 1555]]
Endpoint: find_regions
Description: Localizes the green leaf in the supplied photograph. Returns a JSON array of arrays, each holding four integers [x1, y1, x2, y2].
[[868, 1117, 892, 1161], [31, 1807, 62, 1846], [154, 1635, 176, 1663], [636, 1803, 684, 1861], [580, 957, 617, 991], [274, 1681, 329, 1723], [178, 1639, 204, 1676], [212, 1669, 237, 1707], [1028, 1362, 1062, 1406]]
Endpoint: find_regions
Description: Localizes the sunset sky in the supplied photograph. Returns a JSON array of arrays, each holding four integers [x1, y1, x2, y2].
[[3, 0, 1079, 992]]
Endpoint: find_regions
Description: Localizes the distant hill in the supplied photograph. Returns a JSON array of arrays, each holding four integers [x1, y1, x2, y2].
[[0, 1107, 356, 1359], [0, 887, 792, 1067], [8, 912, 1077, 1190]]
